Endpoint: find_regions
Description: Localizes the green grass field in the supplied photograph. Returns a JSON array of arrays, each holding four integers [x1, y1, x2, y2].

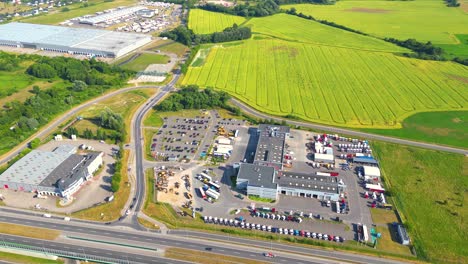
[[182, 38, 468, 128], [116, 53, 170, 72], [363, 111, 468, 148], [437, 34, 468, 59], [372, 142, 467, 263], [188, 9, 246, 34], [283, 1, 468, 44], [19, 0, 136, 25], [147, 40, 189, 57], [246, 14, 407, 52]]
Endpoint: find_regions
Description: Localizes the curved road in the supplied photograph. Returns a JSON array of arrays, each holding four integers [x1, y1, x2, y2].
[[0, 85, 161, 166], [231, 99, 468, 154]]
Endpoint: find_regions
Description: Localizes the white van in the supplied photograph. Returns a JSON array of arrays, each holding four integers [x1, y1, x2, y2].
[[64, 217, 71, 221], [43, 214, 51, 218]]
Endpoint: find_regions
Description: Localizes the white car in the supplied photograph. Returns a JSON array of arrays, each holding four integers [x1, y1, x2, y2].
[[125, 209, 131, 215]]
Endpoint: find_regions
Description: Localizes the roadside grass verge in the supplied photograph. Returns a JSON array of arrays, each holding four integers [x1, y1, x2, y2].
[[72, 150, 130, 221], [0, 251, 64, 264], [165, 247, 268, 264], [372, 142, 467, 263], [0, 223, 60, 240], [144, 128, 158, 160], [143, 109, 164, 127], [137, 217, 160, 230]]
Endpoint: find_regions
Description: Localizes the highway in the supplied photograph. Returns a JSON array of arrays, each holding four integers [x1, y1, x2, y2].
[[231, 99, 468, 154], [0, 209, 406, 264], [0, 234, 187, 264]]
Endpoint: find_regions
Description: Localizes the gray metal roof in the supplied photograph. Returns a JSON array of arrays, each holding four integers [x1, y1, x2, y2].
[[237, 163, 277, 189], [53, 144, 77, 155], [278, 171, 340, 194], [41, 154, 85, 188], [0, 22, 150, 54], [254, 125, 289, 167], [0, 150, 71, 185]]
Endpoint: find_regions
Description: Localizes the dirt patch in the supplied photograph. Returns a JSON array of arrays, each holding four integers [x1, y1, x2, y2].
[[271, 46, 298, 58], [345, 7, 392, 14], [447, 74, 468, 84], [411, 124, 453, 137], [452, 117, 463, 123]]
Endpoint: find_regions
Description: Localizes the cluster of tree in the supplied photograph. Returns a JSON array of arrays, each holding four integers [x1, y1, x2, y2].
[[156, 85, 231, 112], [199, 0, 280, 17], [26, 56, 133, 86], [276, 0, 335, 5], [453, 57, 468, 66], [446, 0, 460, 6], [100, 108, 124, 131], [0, 52, 21, 71], [161, 24, 252, 46], [111, 146, 123, 193], [384, 38, 445, 60], [286, 8, 367, 35]]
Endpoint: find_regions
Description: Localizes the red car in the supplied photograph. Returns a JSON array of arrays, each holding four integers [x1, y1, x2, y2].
[[263, 252, 276, 258]]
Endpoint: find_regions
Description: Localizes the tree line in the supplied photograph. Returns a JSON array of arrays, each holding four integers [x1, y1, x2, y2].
[[198, 0, 334, 18], [160, 23, 252, 46], [446, 0, 460, 6]]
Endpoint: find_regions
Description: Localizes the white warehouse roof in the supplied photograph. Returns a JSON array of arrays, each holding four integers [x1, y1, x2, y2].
[[363, 166, 381, 177], [0, 22, 151, 58]]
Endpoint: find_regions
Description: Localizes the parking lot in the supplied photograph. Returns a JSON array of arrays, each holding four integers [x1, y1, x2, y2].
[[151, 114, 212, 161]]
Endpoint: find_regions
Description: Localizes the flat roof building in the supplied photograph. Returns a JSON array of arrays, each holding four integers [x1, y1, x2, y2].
[[253, 124, 290, 170], [0, 146, 103, 198], [0, 22, 152, 58]]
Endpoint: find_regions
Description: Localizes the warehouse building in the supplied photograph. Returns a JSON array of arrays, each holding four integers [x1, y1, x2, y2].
[[0, 145, 103, 198], [253, 124, 290, 170], [0, 22, 151, 58], [236, 164, 345, 201]]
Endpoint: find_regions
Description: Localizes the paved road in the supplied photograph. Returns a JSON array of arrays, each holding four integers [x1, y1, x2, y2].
[[0, 85, 162, 166], [0, 234, 186, 264], [0, 210, 406, 264], [231, 99, 468, 154], [0, 213, 337, 264]]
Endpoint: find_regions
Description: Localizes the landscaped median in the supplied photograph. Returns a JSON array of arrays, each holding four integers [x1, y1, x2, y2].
[[0, 223, 60, 240], [165, 247, 268, 264]]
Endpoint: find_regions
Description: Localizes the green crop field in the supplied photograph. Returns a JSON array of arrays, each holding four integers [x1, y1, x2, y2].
[[372, 142, 467, 263], [283, 1, 468, 44], [19, 0, 136, 25], [246, 14, 407, 52], [188, 9, 246, 34], [363, 111, 468, 148], [437, 34, 468, 59], [116, 53, 170, 72], [182, 38, 468, 128]]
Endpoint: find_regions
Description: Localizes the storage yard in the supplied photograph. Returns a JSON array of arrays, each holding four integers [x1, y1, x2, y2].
[[63, 2, 182, 34], [0, 22, 151, 58]]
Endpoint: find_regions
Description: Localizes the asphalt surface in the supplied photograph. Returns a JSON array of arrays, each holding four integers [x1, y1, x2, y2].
[[0, 211, 406, 264], [0, 85, 161, 166], [0, 234, 186, 264], [231, 99, 468, 154]]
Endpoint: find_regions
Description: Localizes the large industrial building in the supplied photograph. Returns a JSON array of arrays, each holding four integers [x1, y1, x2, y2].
[[79, 6, 147, 25], [236, 125, 345, 201], [0, 22, 152, 58], [0, 145, 103, 198]]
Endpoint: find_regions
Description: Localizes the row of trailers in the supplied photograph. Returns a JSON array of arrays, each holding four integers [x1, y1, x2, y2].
[[197, 172, 221, 201]]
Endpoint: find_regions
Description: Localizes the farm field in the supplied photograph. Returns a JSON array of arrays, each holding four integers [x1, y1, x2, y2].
[[116, 53, 170, 72], [283, 1, 468, 44], [372, 142, 467, 263], [188, 9, 246, 34], [362, 111, 468, 148], [19, 0, 136, 25], [246, 14, 407, 52], [182, 38, 468, 128], [437, 34, 468, 59]]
